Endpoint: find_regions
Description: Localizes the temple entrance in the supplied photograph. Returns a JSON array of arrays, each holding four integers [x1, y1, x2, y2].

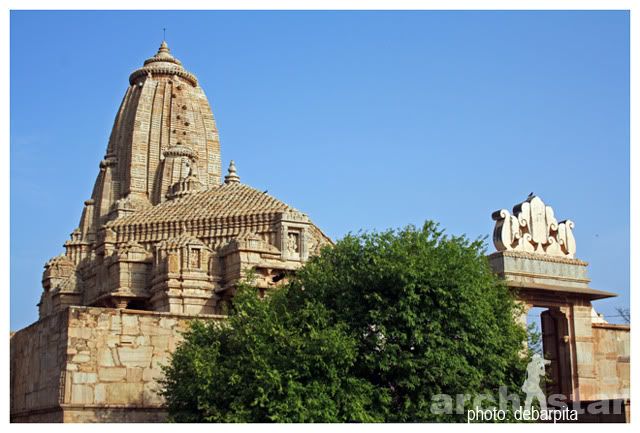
[[540, 308, 573, 399], [527, 305, 574, 402]]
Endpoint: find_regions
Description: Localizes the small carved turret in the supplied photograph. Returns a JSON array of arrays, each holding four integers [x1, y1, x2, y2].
[[42, 255, 76, 292], [224, 160, 240, 184]]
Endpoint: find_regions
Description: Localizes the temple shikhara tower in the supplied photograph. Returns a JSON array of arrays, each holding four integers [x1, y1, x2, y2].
[[38, 41, 330, 318], [11, 42, 330, 422]]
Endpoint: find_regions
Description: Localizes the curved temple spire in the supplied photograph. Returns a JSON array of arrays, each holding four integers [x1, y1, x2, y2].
[[65, 41, 222, 263]]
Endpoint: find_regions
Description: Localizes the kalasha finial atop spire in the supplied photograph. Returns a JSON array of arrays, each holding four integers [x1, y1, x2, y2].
[[129, 38, 197, 86], [158, 40, 170, 55], [149, 39, 175, 62], [224, 160, 241, 184]]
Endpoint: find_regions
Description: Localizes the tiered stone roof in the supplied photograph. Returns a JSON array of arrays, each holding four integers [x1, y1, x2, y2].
[[108, 183, 305, 228]]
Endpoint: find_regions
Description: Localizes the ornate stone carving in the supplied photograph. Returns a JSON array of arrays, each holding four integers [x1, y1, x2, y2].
[[35, 41, 332, 318], [166, 170, 204, 200], [305, 232, 317, 255], [492, 195, 576, 258], [287, 232, 300, 256], [42, 255, 76, 292], [116, 241, 151, 261]]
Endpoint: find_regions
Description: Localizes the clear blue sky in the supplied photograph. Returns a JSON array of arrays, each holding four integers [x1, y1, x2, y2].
[[10, 10, 629, 330]]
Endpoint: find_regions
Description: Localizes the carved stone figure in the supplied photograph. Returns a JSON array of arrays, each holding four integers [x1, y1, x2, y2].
[[287, 232, 300, 255]]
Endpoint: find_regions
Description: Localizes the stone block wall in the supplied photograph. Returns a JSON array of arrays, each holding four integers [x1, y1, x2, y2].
[[10, 309, 69, 422], [591, 323, 630, 401], [11, 306, 225, 423]]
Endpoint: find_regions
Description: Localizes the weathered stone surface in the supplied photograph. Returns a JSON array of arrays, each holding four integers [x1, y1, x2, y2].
[[104, 383, 144, 405], [126, 367, 144, 383], [71, 353, 91, 364], [122, 315, 140, 335], [11, 306, 225, 422], [69, 327, 93, 339], [117, 346, 153, 368], [97, 348, 115, 367], [143, 381, 164, 405], [98, 367, 127, 382], [70, 384, 94, 405], [72, 372, 97, 384], [592, 324, 630, 400], [94, 384, 107, 404]]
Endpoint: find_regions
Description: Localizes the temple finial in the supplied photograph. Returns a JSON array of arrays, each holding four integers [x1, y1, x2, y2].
[[224, 160, 240, 184], [158, 39, 170, 55]]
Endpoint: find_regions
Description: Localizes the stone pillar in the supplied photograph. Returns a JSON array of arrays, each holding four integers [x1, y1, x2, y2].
[[572, 301, 597, 401]]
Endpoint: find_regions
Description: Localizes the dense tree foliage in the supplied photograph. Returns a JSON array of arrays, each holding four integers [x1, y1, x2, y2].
[[161, 222, 530, 422], [160, 284, 385, 422]]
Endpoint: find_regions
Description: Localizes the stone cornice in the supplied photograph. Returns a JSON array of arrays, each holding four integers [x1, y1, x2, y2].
[[129, 67, 197, 86], [488, 250, 588, 266]]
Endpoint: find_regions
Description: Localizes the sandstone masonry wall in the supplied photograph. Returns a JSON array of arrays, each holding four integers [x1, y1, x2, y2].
[[10, 309, 69, 422], [592, 323, 630, 400], [11, 306, 225, 423]]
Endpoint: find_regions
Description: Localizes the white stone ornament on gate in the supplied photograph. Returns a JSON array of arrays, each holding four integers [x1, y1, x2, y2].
[[492, 195, 576, 258]]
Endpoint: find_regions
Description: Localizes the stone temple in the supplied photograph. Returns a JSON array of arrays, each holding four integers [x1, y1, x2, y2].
[[10, 42, 629, 423], [11, 41, 331, 422], [38, 40, 331, 317]]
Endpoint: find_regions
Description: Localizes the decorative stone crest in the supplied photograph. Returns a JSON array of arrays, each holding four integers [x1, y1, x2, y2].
[[492, 195, 576, 258]]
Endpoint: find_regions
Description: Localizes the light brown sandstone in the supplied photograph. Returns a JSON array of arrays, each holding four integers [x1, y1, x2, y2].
[[11, 306, 225, 422]]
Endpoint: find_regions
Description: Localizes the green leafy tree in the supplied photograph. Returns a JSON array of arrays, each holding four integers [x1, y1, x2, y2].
[[161, 222, 530, 422], [160, 278, 385, 422]]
